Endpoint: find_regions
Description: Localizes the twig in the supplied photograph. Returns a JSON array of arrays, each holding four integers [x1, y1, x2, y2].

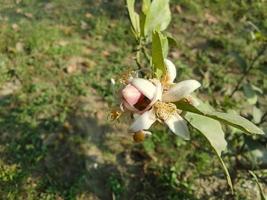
[[230, 45, 267, 97], [135, 54, 143, 70], [134, 41, 143, 70], [134, 39, 151, 74], [141, 46, 151, 64]]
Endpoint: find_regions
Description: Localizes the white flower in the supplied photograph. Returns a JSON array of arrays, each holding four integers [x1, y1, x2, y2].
[[121, 59, 201, 140]]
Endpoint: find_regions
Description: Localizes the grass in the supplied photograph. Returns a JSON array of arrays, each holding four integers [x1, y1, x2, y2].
[[0, 0, 266, 199]]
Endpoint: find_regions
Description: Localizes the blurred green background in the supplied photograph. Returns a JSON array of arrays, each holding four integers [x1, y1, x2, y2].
[[0, 0, 266, 199]]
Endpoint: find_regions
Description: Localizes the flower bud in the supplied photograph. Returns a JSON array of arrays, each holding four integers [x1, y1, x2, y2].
[[121, 78, 158, 112], [133, 130, 151, 142], [121, 84, 142, 106]]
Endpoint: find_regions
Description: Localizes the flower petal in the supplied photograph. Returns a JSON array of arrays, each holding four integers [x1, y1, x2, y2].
[[143, 130, 152, 135], [165, 113, 190, 140], [146, 80, 162, 108], [152, 79, 162, 102], [129, 109, 156, 132], [123, 100, 140, 113], [131, 78, 156, 100], [164, 59, 176, 83], [134, 80, 162, 113], [121, 84, 142, 106], [162, 80, 201, 102]]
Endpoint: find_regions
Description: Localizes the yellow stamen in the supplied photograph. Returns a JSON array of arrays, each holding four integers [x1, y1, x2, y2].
[[108, 110, 122, 121], [118, 70, 134, 84], [154, 101, 177, 121]]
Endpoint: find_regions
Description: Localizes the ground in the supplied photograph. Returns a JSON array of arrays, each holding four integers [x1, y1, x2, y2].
[[0, 0, 267, 199]]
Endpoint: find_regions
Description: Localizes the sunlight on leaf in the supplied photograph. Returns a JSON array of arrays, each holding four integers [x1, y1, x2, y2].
[[185, 112, 233, 192], [144, 0, 171, 37], [152, 31, 167, 78], [207, 112, 264, 135], [126, 0, 140, 37], [185, 112, 227, 156], [176, 99, 264, 135], [142, 0, 151, 14]]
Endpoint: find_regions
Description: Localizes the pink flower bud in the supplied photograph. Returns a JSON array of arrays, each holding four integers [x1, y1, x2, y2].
[[121, 84, 142, 106], [121, 84, 151, 112], [121, 78, 162, 113]]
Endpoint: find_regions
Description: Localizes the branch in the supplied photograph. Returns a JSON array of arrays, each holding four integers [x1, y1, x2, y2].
[[230, 44, 267, 97]]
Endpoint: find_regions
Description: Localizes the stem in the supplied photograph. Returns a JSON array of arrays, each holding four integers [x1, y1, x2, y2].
[[141, 46, 151, 64], [135, 49, 143, 70], [134, 38, 152, 73], [134, 38, 143, 70], [230, 45, 267, 97]]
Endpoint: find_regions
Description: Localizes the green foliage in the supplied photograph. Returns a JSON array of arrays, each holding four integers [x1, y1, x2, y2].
[[126, 0, 171, 39], [243, 83, 258, 105], [207, 111, 264, 135], [185, 113, 227, 156], [152, 31, 167, 78], [108, 175, 124, 199], [126, 0, 140, 37], [249, 171, 267, 200], [142, 0, 151, 14], [185, 112, 233, 191], [177, 100, 264, 135], [0, 163, 21, 183], [144, 0, 171, 37]]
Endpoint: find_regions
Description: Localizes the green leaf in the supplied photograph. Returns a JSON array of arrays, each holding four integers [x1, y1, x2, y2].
[[253, 106, 263, 124], [176, 99, 264, 135], [166, 33, 178, 48], [243, 83, 257, 105], [251, 84, 263, 94], [249, 171, 267, 200], [218, 156, 234, 193], [207, 111, 264, 135], [152, 31, 166, 78], [126, 0, 140, 37], [161, 34, 169, 58], [140, 12, 146, 37], [185, 113, 227, 156], [185, 112, 233, 192], [176, 98, 213, 115], [144, 0, 171, 37], [142, 0, 151, 14]]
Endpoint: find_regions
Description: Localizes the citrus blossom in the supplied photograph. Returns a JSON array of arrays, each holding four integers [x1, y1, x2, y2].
[[120, 59, 201, 140]]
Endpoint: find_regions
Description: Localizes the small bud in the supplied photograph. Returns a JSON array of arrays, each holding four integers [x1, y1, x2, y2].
[[133, 131, 151, 142], [133, 131, 146, 142]]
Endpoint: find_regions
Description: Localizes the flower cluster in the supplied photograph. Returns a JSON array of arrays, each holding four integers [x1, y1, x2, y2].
[[120, 59, 201, 141]]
